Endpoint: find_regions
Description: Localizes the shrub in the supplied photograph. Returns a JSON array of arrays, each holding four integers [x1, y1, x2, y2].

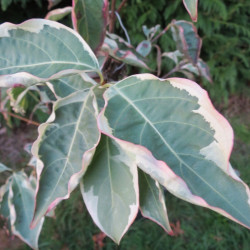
[[0, 1, 249, 249]]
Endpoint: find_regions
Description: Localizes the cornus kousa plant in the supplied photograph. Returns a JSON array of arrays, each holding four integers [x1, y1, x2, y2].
[[0, 0, 249, 249]]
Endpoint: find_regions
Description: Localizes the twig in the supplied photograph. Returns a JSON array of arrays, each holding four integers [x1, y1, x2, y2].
[[151, 23, 172, 43], [162, 61, 187, 78], [0, 110, 40, 126], [153, 44, 162, 76], [117, 0, 128, 13], [109, 0, 116, 33]]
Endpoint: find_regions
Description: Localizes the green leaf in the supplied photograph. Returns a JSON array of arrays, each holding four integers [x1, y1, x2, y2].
[[1, 0, 11, 11], [180, 62, 199, 75], [0, 179, 11, 229], [0, 163, 11, 173], [92, 85, 106, 112], [136, 40, 152, 57], [162, 50, 183, 65], [81, 135, 138, 243], [47, 73, 96, 98], [9, 172, 44, 249], [138, 169, 172, 234], [31, 87, 100, 227], [72, 0, 108, 52], [98, 74, 250, 228], [102, 34, 150, 70], [0, 19, 101, 88], [171, 20, 201, 65], [142, 25, 160, 40], [45, 7, 73, 21], [183, 0, 198, 22], [197, 58, 212, 83]]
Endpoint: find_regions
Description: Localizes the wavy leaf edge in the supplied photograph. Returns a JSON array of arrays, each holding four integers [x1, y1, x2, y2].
[[97, 73, 250, 229], [0, 18, 103, 87], [30, 87, 101, 228]]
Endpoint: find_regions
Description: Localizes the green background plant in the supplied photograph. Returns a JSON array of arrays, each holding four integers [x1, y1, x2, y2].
[[119, 0, 250, 102]]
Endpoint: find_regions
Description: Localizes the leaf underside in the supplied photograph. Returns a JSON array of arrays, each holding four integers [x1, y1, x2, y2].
[[138, 169, 172, 234]]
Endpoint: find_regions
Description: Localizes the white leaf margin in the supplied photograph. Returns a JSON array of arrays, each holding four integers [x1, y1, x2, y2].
[[80, 136, 139, 243], [0, 19, 103, 87], [8, 174, 44, 250], [30, 87, 101, 228], [97, 73, 250, 229]]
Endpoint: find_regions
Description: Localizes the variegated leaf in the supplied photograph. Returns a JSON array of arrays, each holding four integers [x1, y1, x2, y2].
[[102, 35, 150, 70], [31, 87, 100, 227], [92, 85, 106, 112], [81, 135, 139, 243], [72, 0, 108, 52], [9, 172, 44, 249], [0, 179, 11, 229], [47, 73, 96, 98], [0, 19, 101, 88], [136, 40, 152, 57], [45, 7, 72, 21], [0, 163, 11, 173], [197, 58, 212, 83], [183, 0, 198, 22], [171, 20, 201, 65], [142, 25, 161, 40], [138, 169, 172, 234], [98, 74, 250, 228], [162, 50, 183, 65], [180, 63, 199, 75]]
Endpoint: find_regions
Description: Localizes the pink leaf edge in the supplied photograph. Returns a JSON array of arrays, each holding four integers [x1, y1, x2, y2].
[[182, 0, 198, 22], [30, 93, 101, 229], [97, 74, 250, 229]]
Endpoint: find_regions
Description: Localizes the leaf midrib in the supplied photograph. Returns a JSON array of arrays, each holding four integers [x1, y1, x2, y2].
[[142, 172, 169, 229], [113, 85, 249, 223], [0, 61, 96, 72], [13, 176, 31, 230], [36, 90, 93, 219]]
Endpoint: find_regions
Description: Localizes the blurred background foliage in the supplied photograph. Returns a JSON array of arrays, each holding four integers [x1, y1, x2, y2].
[[0, 0, 249, 249], [0, 0, 249, 102], [119, 0, 250, 102]]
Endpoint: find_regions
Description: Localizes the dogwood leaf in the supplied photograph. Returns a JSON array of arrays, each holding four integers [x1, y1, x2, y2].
[[81, 135, 138, 243], [0, 19, 101, 87], [171, 20, 201, 65], [183, 0, 198, 22], [31, 87, 100, 227], [9, 172, 44, 249], [98, 74, 250, 229], [72, 0, 108, 52], [138, 169, 172, 234]]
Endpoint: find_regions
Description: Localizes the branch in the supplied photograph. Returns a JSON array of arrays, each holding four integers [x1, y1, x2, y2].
[[0, 110, 40, 126], [162, 61, 187, 78], [117, 0, 128, 13], [109, 0, 116, 33], [151, 24, 172, 43]]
